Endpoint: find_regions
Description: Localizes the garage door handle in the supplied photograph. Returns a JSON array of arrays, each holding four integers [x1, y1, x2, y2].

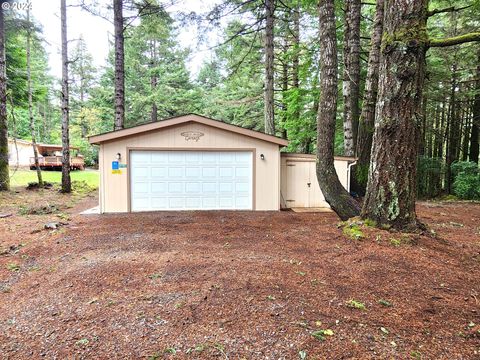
[[307, 182, 311, 187]]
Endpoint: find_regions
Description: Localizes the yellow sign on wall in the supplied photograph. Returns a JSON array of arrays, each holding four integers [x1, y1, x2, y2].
[[111, 169, 122, 174]]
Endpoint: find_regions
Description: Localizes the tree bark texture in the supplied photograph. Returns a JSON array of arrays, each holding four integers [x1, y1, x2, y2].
[[445, 62, 459, 193], [114, 0, 125, 130], [27, 9, 43, 186], [354, 0, 384, 194], [316, 0, 360, 221], [361, 0, 428, 230], [342, 0, 361, 157], [470, 50, 480, 163], [264, 0, 275, 135], [150, 39, 157, 123], [0, 3, 8, 191], [61, 0, 71, 193]]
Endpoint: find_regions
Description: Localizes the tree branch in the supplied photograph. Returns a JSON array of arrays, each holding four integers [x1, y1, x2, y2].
[[428, 32, 480, 48], [427, 5, 472, 17]]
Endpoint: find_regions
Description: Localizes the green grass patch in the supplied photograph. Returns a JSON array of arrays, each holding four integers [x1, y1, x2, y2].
[[9, 169, 99, 189]]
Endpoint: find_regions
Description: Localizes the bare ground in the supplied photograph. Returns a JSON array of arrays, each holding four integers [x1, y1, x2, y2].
[[0, 188, 479, 359]]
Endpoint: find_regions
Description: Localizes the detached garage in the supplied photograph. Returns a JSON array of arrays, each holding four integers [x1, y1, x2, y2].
[[89, 114, 288, 213], [89, 113, 355, 213]]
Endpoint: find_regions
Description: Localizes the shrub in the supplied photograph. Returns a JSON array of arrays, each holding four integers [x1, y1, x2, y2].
[[451, 162, 480, 200]]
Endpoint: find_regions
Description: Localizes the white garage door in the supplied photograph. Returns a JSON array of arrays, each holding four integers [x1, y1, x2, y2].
[[130, 150, 253, 211]]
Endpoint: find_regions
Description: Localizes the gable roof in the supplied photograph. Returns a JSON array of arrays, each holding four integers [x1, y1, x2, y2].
[[88, 113, 289, 146]]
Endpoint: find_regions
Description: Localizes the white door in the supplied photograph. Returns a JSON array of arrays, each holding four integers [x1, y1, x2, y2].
[[130, 150, 253, 211]]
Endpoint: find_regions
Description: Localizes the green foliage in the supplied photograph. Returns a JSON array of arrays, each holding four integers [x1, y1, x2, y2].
[[451, 162, 480, 200], [378, 299, 393, 307], [417, 157, 444, 199], [346, 299, 366, 310], [311, 329, 334, 341], [342, 220, 365, 240]]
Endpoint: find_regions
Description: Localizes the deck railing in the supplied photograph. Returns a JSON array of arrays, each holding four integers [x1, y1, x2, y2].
[[29, 156, 85, 169]]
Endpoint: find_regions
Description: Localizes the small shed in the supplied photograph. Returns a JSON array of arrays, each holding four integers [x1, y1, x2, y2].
[[280, 153, 356, 209]]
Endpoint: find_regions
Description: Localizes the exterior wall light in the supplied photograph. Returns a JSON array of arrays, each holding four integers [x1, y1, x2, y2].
[[116, 153, 121, 161], [260, 154, 265, 160]]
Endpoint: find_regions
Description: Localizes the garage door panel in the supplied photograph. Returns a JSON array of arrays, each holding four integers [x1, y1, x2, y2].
[[219, 197, 234, 208], [185, 153, 201, 163], [133, 166, 149, 177], [151, 152, 168, 163], [202, 197, 217, 208], [168, 198, 185, 208], [185, 182, 201, 193], [168, 167, 184, 177], [185, 167, 201, 177], [219, 182, 233, 192], [151, 182, 166, 193], [168, 152, 185, 162], [168, 182, 183, 193], [131, 151, 151, 164], [151, 167, 167, 177], [202, 182, 217, 192], [218, 153, 235, 163], [130, 150, 253, 211], [202, 153, 217, 163], [186, 197, 202, 208], [151, 197, 168, 208], [219, 167, 233, 177], [235, 167, 250, 177], [133, 182, 149, 194]]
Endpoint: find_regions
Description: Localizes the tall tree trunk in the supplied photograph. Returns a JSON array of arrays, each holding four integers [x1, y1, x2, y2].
[[264, 0, 275, 135], [316, 0, 360, 220], [0, 3, 8, 191], [27, 9, 43, 186], [461, 103, 471, 161], [470, 51, 480, 163], [354, 0, 384, 194], [342, 0, 361, 157], [445, 63, 458, 194], [281, 51, 288, 139], [150, 39, 157, 123], [61, 0, 71, 193], [361, 0, 428, 230], [114, 0, 125, 130], [292, 2, 300, 122]]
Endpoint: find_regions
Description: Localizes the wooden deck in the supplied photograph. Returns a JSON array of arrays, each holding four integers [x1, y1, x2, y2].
[[30, 156, 85, 170]]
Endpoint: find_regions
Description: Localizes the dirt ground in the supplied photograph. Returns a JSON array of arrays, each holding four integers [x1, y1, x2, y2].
[[0, 188, 479, 359]]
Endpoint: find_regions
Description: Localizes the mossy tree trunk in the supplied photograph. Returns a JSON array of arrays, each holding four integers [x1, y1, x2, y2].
[[361, 0, 428, 230], [0, 3, 8, 191], [316, 0, 360, 221], [354, 0, 384, 195], [342, 0, 361, 157]]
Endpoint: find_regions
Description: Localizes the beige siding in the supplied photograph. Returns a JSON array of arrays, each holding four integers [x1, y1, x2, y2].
[[280, 154, 352, 209], [8, 140, 34, 167], [99, 122, 281, 213]]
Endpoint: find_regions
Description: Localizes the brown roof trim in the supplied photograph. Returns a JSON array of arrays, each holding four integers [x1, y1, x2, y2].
[[281, 152, 357, 162], [8, 138, 79, 150], [88, 113, 289, 146]]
